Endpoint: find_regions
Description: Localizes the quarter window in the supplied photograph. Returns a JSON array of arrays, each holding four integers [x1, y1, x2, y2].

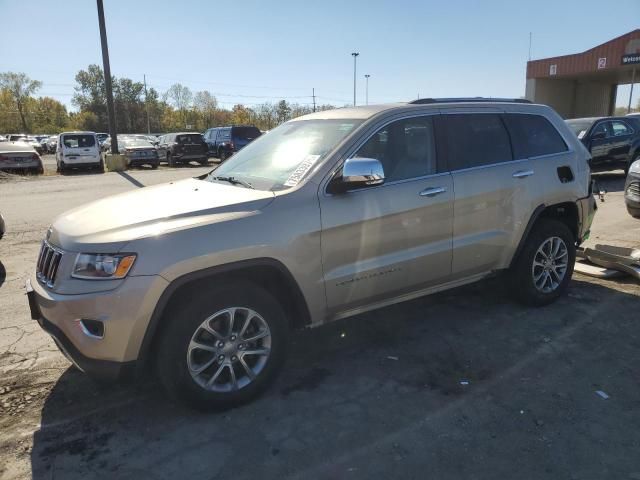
[[441, 114, 512, 170], [354, 116, 437, 182], [504, 114, 568, 158]]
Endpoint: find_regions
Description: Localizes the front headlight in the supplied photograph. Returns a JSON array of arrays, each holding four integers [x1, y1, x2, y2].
[[72, 253, 136, 279], [630, 160, 640, 174]]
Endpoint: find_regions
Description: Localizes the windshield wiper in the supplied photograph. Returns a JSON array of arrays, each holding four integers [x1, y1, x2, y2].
[[210, 175, 254, 189]]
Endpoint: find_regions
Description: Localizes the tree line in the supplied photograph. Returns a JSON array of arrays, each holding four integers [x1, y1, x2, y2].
[[0, 67, 338, 135]]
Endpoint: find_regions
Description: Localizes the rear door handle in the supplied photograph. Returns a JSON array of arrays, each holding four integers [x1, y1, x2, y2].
[[419, 186, 447, 197], [512, 169, 534, 178]]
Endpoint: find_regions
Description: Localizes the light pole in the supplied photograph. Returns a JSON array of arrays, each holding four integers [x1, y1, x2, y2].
[[96, 0, 118, 154], [364, 74, 370, 105], [351, 52, 359, 106]]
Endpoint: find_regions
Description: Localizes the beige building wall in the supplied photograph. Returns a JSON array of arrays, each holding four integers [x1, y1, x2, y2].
[[525, 78, 616, 118]]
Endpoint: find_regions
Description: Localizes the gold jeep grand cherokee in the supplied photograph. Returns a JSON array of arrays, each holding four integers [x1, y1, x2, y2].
[[27, 98, 596, 410]]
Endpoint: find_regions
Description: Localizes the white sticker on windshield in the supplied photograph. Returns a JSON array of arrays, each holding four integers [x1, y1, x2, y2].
[[577, 130, 586, 139], [284, 155, 320, 187]]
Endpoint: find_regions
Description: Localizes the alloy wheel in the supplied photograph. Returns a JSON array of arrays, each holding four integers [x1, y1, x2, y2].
[[187, 307, 272, 392], [532, 236, 569, 293]]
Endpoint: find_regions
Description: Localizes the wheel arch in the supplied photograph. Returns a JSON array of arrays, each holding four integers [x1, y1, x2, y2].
[[509, 202, 579, 268], [135, 258, 312, 374]]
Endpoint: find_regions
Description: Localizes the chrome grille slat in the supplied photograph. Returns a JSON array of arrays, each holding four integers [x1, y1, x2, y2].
[[628, 181, 640, 196], [36, 241, 63, 287]]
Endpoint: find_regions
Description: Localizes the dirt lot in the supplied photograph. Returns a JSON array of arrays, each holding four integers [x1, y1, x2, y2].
[[0, 169, 639, 479]]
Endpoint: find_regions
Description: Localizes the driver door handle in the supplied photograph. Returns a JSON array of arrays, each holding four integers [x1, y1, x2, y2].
[[419, 186, 447, 197], [512, 169, 534, 178]]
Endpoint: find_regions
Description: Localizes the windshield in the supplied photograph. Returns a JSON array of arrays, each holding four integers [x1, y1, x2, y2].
[[208, 119, 362, 191], [565, 119, 594, 138]]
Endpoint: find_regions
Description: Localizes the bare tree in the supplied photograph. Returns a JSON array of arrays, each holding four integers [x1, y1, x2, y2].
[[166, 83, 193, 127], [194, 91, 218, 127], [0, 72, 42, 132]]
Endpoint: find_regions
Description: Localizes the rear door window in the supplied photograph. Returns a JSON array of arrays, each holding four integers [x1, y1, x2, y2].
[[610, 121, 632, 137], [440, 114, 512, 170], [63, 134, 96, 148], [504, 114, 567, 158]]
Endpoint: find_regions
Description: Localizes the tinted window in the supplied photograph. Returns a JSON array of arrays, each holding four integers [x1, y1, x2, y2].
[[231, 126, 261, 140], [592, 122, 610, 138], [62, 134, 96, 148], [176, 134, 202, 144], [505, 114, 567, 158], [441, 114, 512, 170], [610, 121, 632, 137], [355, 116, 437, 182]]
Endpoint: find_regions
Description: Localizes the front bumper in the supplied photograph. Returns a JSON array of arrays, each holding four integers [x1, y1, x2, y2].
[[26, 273, 169, 379]]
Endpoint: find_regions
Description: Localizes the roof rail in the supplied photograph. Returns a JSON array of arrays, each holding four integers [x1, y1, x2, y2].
[[409, 97, 532, 105]]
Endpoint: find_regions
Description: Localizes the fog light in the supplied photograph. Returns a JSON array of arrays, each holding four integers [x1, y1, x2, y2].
[[79, 319, 104, 339]]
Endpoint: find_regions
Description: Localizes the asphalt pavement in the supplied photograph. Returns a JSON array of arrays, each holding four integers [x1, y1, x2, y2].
[[0, 168, 639, 480]]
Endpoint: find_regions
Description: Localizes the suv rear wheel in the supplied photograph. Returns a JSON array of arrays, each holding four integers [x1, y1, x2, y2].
[[156, 282, 289, 410], [509, 219, 575, 306]]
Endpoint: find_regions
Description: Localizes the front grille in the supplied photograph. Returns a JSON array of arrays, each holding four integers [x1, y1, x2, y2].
[[36, 241, 63, 287], [627, 181, 640, 197]]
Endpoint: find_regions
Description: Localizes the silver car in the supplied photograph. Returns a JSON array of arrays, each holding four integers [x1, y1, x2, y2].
[[0, 141, 44, 174], [28, 98, 596, 410]]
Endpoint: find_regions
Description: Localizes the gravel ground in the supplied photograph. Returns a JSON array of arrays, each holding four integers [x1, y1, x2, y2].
[[0, 169, 638, 480]]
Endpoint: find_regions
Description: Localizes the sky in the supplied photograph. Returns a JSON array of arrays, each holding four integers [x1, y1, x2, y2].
[[1, 0, 638, 111]]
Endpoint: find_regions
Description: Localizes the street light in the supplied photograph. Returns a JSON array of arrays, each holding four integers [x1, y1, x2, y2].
[[96, 0, 118, 154], [351, 52, 359, 106], [364, 74, 370, 105]]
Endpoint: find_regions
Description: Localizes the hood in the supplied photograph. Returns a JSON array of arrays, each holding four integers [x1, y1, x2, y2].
[[50, 178, 275, 251]]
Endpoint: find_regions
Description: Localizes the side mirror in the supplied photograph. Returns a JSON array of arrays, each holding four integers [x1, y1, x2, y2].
[[329, 157, 385, 193], [591, 131, 606, 141]]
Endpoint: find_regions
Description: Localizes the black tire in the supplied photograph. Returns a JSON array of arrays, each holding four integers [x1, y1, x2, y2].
[[508, 219, 576, 306], [151, 162, 159, 170], [167, 152, 176, 168], [156, 282, 289, 411], [219, 149, 227, 162], [97, 159, 105, 173], [59, 161, 66, 174], [625, 153, 640, 177], [627, 205, 640, 218]]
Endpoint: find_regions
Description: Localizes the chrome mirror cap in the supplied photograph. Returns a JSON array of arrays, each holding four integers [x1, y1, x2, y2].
[[342, 157, 385, 187]]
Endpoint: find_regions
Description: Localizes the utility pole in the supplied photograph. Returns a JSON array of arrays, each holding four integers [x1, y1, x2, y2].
[[351, 52, 359, 106], [143, 74, 151, 134], [628, 68, 636, 114], [364, 74, 370, 105], [96, 0, 118, 154], [312, 87, 316, 112]]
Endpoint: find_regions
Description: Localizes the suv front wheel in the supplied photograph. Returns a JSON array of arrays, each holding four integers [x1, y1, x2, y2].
[[156, 282, 289, 410], [509, 219, 576, 306]]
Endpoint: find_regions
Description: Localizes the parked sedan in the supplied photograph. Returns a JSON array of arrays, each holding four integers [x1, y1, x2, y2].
[[0, 142, 44, 174], [118, 137, 159, 168], [625, 159, 640, 218], [566, 116, 640, 174]]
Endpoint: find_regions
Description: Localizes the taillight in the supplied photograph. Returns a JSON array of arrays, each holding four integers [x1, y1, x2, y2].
[[229, 142, 235, 150], [0, 154, 8, 162], [32, 154, 39, 160]]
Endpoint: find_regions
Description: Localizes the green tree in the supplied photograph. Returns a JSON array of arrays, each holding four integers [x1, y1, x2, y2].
[[165, 83, 192, 128], [0, 72, 42, 132], [276, 100, 291, 123]]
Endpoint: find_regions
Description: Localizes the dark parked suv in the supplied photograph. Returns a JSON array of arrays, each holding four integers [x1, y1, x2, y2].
[[565, 116, 640, 174], [157, 133, 208, 167], [203, 125, 262, 161]]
